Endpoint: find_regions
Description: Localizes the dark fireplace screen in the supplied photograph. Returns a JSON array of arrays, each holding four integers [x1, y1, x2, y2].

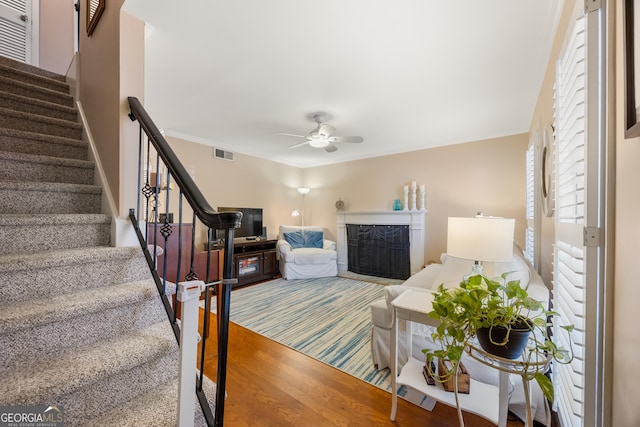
[[346, 224, 410, 280]]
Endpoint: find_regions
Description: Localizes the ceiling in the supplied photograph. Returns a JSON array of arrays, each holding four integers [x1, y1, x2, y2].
[[122, 0, 563, 168]]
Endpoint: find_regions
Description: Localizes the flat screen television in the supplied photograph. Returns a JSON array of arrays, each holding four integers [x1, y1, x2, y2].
[[217, 207, 263, 239]]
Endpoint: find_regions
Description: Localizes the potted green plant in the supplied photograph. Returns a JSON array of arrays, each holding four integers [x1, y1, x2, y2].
[[422, 273, 573, 402]]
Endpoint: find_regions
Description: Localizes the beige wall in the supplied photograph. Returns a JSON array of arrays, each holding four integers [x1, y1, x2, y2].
[[78, 1, 144, 223], [303, 135, 528, 265], [614, 0, 640, 425], [79, 0, 124, 210], [166, 136, 303, 246], [118, 11, 144, 219], [165, 134, 526, 264], [39, 0, 75, 75]]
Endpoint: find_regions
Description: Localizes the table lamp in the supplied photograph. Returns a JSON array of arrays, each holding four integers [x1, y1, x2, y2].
[[446, 216, 515, 277]]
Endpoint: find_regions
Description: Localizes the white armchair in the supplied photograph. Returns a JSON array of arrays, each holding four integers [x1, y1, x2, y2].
[[277, 225, 338, 280]]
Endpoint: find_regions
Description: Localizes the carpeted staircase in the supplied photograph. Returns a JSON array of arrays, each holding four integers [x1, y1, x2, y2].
[[0, 56, 212, 426]]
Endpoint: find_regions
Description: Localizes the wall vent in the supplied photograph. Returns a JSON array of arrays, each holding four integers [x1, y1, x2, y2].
[[214, 148, 234, 161]]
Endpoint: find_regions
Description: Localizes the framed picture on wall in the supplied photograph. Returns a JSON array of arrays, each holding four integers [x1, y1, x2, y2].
[[87, 0, 105, 37], [625, 0, 640, 138]]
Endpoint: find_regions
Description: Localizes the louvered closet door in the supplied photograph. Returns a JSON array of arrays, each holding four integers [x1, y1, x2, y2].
[[0, 0, 33, 63], [553, 3, 608, 426]]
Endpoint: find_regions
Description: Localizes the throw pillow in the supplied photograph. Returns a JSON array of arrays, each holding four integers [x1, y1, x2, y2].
[[494, 253, 531, 290], [303, 230, 324, 248], [283, 231, 305, 249]]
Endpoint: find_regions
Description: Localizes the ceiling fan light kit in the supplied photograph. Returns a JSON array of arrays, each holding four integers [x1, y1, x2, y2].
[[279, 112, 364, 153]]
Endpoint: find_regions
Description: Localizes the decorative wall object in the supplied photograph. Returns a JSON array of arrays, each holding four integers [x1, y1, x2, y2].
[[540, 125, 555, 217], [86, 0, 105, 36]]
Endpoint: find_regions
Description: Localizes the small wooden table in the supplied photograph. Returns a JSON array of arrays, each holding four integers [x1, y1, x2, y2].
[[390, 288, 510, 426]]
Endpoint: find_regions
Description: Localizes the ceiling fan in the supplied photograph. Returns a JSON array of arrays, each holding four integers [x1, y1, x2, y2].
[[278, 113, 363, 153]]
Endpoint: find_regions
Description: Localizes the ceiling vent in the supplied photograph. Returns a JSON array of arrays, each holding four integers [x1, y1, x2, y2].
[[214, 148, 234, 161]]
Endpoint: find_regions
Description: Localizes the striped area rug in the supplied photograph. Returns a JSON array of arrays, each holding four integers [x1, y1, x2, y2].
[[208, 276, 394, 390]]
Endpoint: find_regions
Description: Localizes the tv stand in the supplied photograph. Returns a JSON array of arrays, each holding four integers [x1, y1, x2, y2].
[[232, 239, 277, 287]]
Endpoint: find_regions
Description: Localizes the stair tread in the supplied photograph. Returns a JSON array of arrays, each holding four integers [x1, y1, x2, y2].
[[0, 63, 68, 89], [0, 74, 73, 105], [0, 127, 85, 147], [0, 56, 66, 81], [0, 180, 102, 194], [0, 246, 140, 272], [0, 320, 177, 404], [0, 90, 77, 114], [0, 106, 82, 129], [0, 150, 94, 168], [0, 213, 110, 225], [84, 374, 216, 427], [0, 279, 157, 334]]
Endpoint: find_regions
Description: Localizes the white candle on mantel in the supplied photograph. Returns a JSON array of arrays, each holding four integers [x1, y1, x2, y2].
[[420, 184, 425, 193], [411, 181, 417, 190], [404, 185, 408, 192]]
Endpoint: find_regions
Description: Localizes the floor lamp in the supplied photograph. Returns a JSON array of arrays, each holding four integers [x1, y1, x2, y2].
[[291, 187, 310, 226]]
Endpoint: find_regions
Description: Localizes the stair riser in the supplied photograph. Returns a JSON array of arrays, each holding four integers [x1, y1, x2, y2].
[[0, 79, 73, 107], [0, 95, 77, 121], [0, 158, 94, 185], [0, 252, 153, 304], [0, 188, 101, 214], [0, 66, 69, 93], [0, 297, 168, 371], [0, 112, 82, 139], [0, 133, 87, 160], [0, 222, 110, 255]]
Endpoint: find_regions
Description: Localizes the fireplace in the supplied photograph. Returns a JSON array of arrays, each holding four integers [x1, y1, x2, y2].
[[347, 224, 410, 279], [336, 211, 425, 277]]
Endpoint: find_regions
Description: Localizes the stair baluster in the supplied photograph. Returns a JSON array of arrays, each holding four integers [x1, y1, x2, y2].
[[127, 96, 241, 426]]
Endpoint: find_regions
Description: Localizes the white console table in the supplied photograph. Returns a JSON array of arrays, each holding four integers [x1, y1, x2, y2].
[[390, 289, 510, 426]]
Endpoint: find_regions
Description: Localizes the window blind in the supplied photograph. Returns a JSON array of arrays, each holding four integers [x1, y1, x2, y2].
[[525, 140, 535, 264], [553, 16, 585, 427]]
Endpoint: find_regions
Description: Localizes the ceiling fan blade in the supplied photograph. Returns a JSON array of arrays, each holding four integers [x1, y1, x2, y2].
[[329, 136, 363, 143], [289, 141, 310, 149], [324, 144, 338, 153], [277, 132, 307, 138]]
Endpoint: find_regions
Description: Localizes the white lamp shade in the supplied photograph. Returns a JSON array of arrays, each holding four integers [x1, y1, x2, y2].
[[447, 217, 515, 263], [297, 187, 311, 195]]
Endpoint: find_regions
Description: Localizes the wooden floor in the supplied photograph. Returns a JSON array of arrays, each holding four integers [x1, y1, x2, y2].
[[198, 309, 524, 426]]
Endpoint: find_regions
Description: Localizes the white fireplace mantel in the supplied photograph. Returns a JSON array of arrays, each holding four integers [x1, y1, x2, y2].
[[336, 210, 425, 275]]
